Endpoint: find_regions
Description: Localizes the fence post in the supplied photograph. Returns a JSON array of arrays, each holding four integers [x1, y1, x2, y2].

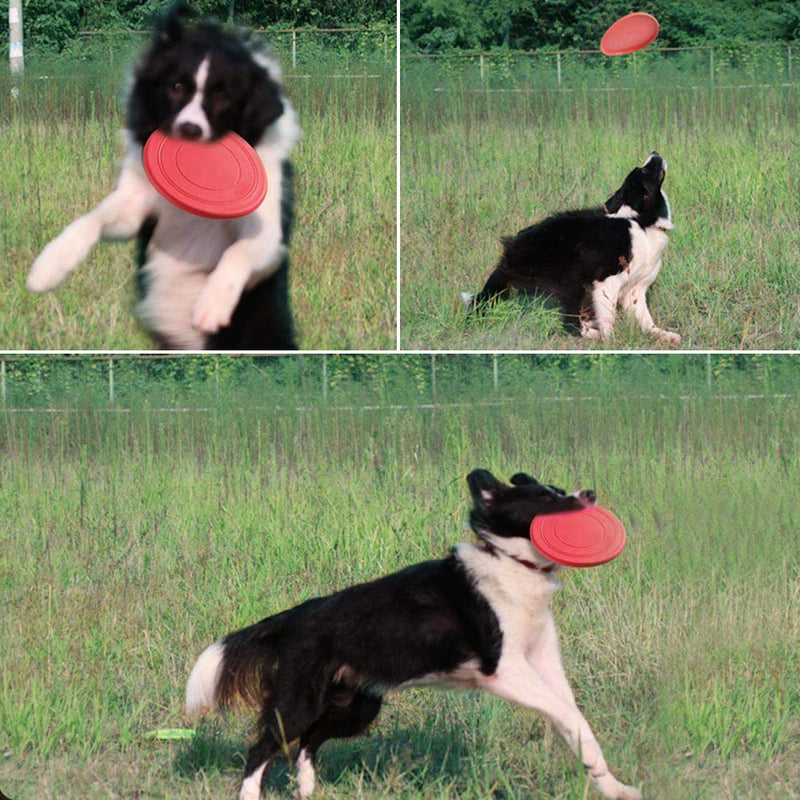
[[709, 48, 714, 85], [788, 45, 792, 80], [1, 359, 6, 405], [492, 355, 499, 392], [292, 29, 297, 70], [108, 357, 115, 405], [479, 53, 485, 84], [556, 51, 562, 86], [322, 354, 328, 400], [431, 354, 437, 399], [706, 353, 712, 390]]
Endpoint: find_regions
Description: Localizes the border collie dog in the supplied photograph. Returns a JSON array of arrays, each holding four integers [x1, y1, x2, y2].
[[26, 4, 300, 350], [463, 153, 680, 345], [186, 470, 642, 800]]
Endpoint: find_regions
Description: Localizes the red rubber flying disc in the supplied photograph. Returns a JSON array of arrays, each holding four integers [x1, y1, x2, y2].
[[600, 12, 659, 56], [143, 130, 267, 219], [530, 507, 626, 567]]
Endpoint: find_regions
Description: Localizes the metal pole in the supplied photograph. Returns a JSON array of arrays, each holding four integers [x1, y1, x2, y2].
[[9, 0, 24, 75], [788, 45, 792, 80], [479, 53, 485, 84], [492, 355, 499, 392], [108, 357, 115, 405], [431, 354, 437, 398], [292, 29, 297, 70], [322, 354, 328, 400], [556, 52, 561, 86], [1, 358, 6, 405], [706, 353, 712, 390], [709, 48, 714, 85]]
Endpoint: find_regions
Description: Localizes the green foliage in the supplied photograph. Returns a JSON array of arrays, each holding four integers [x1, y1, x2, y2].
[[402, 0, 800, 53], [19, 0, 396, 53], [25, 0, 81, 52]]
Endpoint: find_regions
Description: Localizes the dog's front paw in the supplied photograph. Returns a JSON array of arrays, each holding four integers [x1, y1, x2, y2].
[[654, 329, 682, 346], [592, 773, 642, 800], [27, 246, 74, 293], [192, 276, 240, 334], [27, 220, 97, 293]]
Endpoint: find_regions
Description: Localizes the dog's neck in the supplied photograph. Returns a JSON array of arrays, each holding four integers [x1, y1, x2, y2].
[[480, 539, 556, 573]]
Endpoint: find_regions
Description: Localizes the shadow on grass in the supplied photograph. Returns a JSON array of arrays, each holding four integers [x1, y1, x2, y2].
[[173, 720, 487, 797]]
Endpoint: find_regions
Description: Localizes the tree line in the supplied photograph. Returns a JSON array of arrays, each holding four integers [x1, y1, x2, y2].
[[19, 0, 395, 52], [402, 0, 800, 52]]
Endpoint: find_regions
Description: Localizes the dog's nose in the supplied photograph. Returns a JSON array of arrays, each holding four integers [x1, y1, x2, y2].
[[178, 122, 203, 140], [579, 490, 596, 506]]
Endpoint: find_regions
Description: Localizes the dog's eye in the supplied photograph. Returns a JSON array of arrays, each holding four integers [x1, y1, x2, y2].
[[168, 81, 187, 100], [210, 89, 228, 107]]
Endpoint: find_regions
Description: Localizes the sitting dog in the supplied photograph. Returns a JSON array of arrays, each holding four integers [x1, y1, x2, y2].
[[26, 3, 300, 349], [463, 152, 680, 345], [186, 470, 642, 799]]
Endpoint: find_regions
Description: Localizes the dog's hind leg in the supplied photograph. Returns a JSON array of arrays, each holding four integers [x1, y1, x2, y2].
[[462, 266, 511, 315], [293, 691, 383, 799]]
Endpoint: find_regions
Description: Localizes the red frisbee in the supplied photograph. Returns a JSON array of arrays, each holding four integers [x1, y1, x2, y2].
[[143, 130, 267, 219], [600, 12, 659, 56], [530, 507, 626, 568]]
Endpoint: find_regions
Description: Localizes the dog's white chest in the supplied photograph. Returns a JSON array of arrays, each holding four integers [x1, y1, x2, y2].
[[625, 223, 669, 289]]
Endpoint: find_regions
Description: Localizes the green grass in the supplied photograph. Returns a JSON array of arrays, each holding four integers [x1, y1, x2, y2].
[[0, 54, 396, 350], [0, 354, 797, 799], [400, 64, 800, 350]]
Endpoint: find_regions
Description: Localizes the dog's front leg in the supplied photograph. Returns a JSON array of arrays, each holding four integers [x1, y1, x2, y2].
[[582, 275, 624, 340], [192, 214, 285, 334], [620, 282, 681, 346], [483, 653, 642, 800], [27, 160, 155, 293]]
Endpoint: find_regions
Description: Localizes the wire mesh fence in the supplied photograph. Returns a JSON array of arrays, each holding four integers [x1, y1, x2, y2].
[[403, 43, 795, 90], [0, 354, 795, 411]]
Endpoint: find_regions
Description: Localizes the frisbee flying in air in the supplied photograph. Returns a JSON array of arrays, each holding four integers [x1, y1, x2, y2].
[[530, 506, 627, 567], [143, 130, 267, 219], [600, 12, 660, 56]]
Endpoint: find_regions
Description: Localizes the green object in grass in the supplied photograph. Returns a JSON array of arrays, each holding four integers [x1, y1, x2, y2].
[[144, 728, 197, 740]]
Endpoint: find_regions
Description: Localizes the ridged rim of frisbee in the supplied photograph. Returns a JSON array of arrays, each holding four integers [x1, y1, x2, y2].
[[600, 12, 660, 56], [530, 506, 627, 567], [143, 130, 267, 219]]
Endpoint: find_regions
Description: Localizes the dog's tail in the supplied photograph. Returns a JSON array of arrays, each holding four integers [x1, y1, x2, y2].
[[185, 616, 287, 717]]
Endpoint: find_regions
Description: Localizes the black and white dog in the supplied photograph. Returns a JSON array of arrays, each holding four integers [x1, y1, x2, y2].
[[463, 153, 680, 345], [26, 3, 300, 350], [186, 470, 642, 800]]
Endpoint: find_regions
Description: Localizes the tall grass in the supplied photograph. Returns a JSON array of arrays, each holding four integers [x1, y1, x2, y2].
[[0, 354, 797, 799], [400, 63, 800, 350], [0, 48, 396, 350]]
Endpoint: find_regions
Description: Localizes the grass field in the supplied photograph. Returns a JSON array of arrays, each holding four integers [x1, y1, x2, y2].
[[1, 354, 797, 799], [0, 53, 395, 350], [400, 63, 800, 350]]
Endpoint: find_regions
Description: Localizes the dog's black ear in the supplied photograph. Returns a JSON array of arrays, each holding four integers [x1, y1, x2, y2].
[[604, 167, 638, 214], [510, 473, 539, 486], [466, 469, 504, 505], [238, 63, 285, 145], [157, 1, 195, 43]]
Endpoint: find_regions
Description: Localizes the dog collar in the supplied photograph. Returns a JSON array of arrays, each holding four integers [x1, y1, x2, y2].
[[482, 541, 555, 573]]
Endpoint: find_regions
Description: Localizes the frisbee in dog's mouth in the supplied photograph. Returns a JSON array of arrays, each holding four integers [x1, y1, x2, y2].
[[530, 506, 626, 567], [143, 130, 267, 219]]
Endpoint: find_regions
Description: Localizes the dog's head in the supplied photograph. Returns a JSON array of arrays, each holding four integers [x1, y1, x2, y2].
[[127, 3, 285, 146], [466, 469, 595, 565], [605, 152, 673, 230]]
